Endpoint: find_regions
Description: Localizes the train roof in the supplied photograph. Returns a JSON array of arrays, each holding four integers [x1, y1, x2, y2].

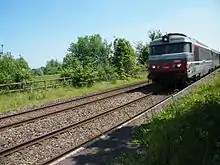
[[150, 33, 210, 49], [211, 48, 220, 54]]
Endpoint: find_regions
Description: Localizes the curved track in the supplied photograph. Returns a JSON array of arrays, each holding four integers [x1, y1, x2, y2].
[[0, 83, 159, 152], [0, 80, 150, 119], [1, 87, 167, 165], [0, 81, 151, 130]]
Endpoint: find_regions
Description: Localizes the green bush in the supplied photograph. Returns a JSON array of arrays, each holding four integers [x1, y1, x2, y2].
[[60, 61, 98, 87], [61, 34, 143, 87], [0, 53, 32, 85]]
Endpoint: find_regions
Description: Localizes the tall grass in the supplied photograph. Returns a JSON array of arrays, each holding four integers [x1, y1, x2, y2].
[[0, 74, 147, 112], [111, 72, 220, 165]]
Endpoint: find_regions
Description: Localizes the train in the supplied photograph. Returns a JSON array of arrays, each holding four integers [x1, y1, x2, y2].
[[147, 33, 220, 87]]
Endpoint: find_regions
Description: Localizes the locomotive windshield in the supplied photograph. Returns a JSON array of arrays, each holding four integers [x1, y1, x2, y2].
[[150, 42, 191, 55]]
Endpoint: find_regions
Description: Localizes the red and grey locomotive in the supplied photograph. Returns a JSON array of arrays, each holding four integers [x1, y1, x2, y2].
[[147, 33, 220, 87]]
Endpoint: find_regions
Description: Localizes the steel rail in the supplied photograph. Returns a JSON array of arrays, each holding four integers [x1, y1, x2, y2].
[[0, 81, 152, 130], [0, 80, 150, 120], [44, 93, 173, 165], [0, 91, 157, 157]]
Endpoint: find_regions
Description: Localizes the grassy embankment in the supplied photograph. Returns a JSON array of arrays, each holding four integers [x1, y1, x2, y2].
[[0, 74, 147, 112], [111, 71, 220, 165]]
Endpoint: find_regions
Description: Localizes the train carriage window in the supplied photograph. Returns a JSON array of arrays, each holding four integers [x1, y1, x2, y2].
[[211, 52, 214, 60], [194, 46, 199, 61], [199, 47, 212, 60]]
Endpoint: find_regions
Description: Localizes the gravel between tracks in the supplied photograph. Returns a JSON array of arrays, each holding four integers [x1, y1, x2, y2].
[[0, 83, 150, 128], [1, 92, 167, 165], [0, 86, 157, 150], [0, 81, 149, 118]]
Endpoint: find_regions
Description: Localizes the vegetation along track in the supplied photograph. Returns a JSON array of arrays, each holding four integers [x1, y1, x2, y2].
[[0, 80, 151, 130], [0, 85, 169, 165]]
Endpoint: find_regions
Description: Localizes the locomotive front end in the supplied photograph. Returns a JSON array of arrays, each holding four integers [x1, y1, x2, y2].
[[148, 33, 192, 86]]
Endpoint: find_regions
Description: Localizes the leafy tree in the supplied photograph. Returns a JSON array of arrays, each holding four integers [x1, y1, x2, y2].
[[62, 34, 117, 87], [135, 29, 163, 68], [68, 34, 100, 66], [148, 30, 163, 41], [61, 53, 98, 87], [14, 55, 32, 82], [32, 68, 44, 76], [32, 59, 61, 76], [135, 41, 150, 66], [44, 59, 61, 75], [112, 38, 137, 79], [0, 52, 32, 84], [67, 34, 113, 66]]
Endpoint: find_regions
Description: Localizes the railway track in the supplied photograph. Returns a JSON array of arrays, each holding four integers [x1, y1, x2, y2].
[[4, 67, 216, 165], [0, 80, 151, 130], [1, 66, 215, 165], [1, 87, 168, 165], [1, 85, 159, 152], [0, 82, 160, 150], [0, 80, 151, 119]]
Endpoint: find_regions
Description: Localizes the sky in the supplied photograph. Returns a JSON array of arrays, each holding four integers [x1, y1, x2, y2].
[[0, 0, 219, 68]]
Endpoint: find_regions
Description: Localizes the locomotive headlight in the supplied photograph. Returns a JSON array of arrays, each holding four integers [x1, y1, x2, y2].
[[173, 63, 182, 68], [176, 63, 181, 68], [152, 65, 156, 69], [162, 35, 169, 42]]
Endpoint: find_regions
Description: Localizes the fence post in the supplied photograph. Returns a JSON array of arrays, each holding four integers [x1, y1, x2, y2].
[[63, 77, 66, 86]]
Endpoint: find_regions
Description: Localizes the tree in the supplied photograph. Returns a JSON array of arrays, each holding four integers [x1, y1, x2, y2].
[[0, 53, 32, 84], [32, 68, 44, 76], [44, 58, 61, 75], [0, 44, 3, 58], [148, 30, 163, 41], [61, 54, 97, 87], [67, 34, 112, 67], [14, 55, 32, 82], [112, 38, 137, 79], [134, 29, 164, 67], [61, 34, 116, 86], [135, 41, 150, 66]]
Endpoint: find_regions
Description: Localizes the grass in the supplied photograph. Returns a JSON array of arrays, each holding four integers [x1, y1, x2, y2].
[[0, 74, 147, 112], [110, 71, 220, 165]]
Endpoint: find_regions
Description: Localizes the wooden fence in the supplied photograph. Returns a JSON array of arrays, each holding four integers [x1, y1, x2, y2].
[[0, 77, 72, 94]]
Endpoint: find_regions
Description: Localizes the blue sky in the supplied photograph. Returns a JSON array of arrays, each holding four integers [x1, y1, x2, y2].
[[0, 0, 219, 68]]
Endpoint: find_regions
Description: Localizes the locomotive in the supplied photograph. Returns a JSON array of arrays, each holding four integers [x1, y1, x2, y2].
[[147, 33, 220, 87]]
